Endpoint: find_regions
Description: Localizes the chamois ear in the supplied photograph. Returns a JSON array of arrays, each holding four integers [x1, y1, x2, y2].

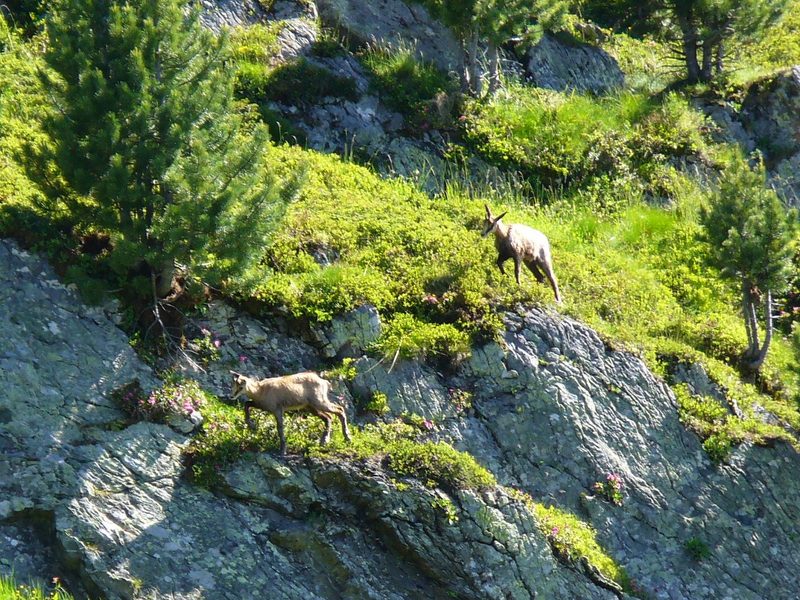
[[484, 204, 492, 218], [495, 211, 508, 222]]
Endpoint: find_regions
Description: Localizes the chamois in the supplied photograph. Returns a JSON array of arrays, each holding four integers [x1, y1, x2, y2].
[[230, 371, 351, 456], [482, 204, 562, 303]]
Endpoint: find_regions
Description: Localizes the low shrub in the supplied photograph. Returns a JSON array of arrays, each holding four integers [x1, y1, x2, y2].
[[358, 44, 458, 129], [112, 378, 207, 423], [386, 439, 496, 491]]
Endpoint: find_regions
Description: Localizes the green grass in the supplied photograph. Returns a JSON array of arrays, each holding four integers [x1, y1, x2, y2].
[[0, 574, 73, 600], [462, 84, 709, 195], [506, 488, 634, 594], [358, 44, 459, 130], [186, 392, 495, 492]]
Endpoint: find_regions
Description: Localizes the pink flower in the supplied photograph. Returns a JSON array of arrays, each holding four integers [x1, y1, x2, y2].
[[201, 328, 210, 336], [550, 526, 560, 537], [213, 339, 221, 348], [183, 401, 194, 414], [148, 394, 157, 405], [423, 419, 434, 431], [239, 355, 248, 363], [422, 293, 439, 305], [458, 115, 467, 122]]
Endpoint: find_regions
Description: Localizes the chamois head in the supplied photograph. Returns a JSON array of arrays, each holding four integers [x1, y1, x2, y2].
[[230, 371, 251, 402], [482, 204, 507, 237]]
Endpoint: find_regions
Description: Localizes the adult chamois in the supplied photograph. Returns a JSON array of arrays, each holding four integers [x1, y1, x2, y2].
[[230, 371, 351, 456], [482, 204, 562, 303]]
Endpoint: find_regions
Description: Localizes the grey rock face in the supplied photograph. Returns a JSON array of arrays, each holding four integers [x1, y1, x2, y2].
[[352, 356, 455, 419], [740, 67, 800, 163], [0, 240, 618, 598], [700, 67, 800, 206], [170, 300, 322, 398], [315, 0, 462, 72], [6, 237, 800, 599], [525, 34, 625, 94], [311, 304, 382, 358], [447, 308, 800, 599], [198, 0, 268, 32], [740, 67, 800, 206]]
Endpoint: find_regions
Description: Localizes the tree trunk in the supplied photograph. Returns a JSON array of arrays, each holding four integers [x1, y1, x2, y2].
[[715, 41, 724, 74], [458, 37, 470, 93], [700, 39, 714, 82], [154, 259, 176, 298], [467, 27, 482, 96], [487, 41, 501, 96], [746, 290, 774, 371], [742, 282, 757, 351], [676, 10, 701, 83]]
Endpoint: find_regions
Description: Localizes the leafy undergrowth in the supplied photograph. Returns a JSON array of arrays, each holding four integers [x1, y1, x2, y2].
[[358, 43, 459, 131], [508, 488, 635, 595], [187, 393, 633, 588], [462, 83, 709, 194], [0, 574, 73, 600], [185, 394, 495, 492], [216, 140, 800, 457]]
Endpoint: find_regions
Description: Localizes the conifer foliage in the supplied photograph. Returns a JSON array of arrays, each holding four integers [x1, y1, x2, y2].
[[425, 0, 570, 96], [701, 158, 797, 371], [34, 0, 282, 298]]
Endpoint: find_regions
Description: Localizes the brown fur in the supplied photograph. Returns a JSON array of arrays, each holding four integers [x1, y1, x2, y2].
[[231, 371, 351, 455], [482, 204, 562, 303]]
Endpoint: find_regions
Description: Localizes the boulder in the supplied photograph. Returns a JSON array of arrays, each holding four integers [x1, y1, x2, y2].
[[525, 33, 624, 95], [311, 304, 382, 358], [315, 0, 462, 72], [447, 308, 800, 598], [740, 66, 800, 163]]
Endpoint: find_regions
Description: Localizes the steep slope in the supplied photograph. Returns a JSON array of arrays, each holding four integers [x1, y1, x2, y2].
[[446, 310, 800, 597], [0, 239, 623, 598]]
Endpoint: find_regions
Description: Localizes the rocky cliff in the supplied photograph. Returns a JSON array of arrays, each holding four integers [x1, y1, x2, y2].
[[3, 229, 800, 599]]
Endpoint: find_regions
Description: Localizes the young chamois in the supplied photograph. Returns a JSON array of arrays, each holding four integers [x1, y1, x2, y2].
[[230, 371, 351, 456], [482, 204, 562, 303]]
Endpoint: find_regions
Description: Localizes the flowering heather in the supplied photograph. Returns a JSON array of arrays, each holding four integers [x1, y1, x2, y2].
[[593, 472, 624, 506], [113, 379, 207, 422]]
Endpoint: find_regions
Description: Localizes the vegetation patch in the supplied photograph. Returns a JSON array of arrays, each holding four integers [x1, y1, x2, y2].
[[0, 574, 73, 600], [112, 376, 208, 423], [186, 391, 494, 492], [507, 488, 634, 594], [358, 44, 459, 130]]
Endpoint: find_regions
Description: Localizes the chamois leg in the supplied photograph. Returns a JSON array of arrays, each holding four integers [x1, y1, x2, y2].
[[496, 255, 507, 275], [333, 405, 351, 442], [317, 412, 333, 445], [526, 260, 545, 283], [514, 257, 522, 285], [540, 259, 562, 303], [244, 401, 256, 431], [275, 409, 287, 456]]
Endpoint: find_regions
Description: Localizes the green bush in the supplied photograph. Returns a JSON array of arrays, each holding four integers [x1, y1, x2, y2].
[[359, 44, 458, 129], [237, 58, 359, 105], [685, 537, 713, 561], [373, 313, 471, 361], [387, 439, 496, 491]]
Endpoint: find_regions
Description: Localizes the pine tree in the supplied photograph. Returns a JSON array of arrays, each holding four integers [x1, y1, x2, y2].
[[583, 0, 789, 83], [426, 0, 569, 96], [701, 158, 797, 371], [33, 0, 283, 300]]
